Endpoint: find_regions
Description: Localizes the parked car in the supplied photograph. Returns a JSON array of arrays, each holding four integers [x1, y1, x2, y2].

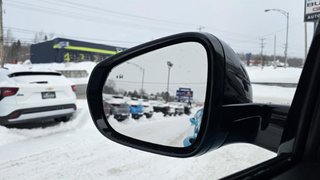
[[183, 108, 203, 147], [151, 100, 166, 113], [169, 102, 185, 116], [0, 69, 77, 125], [103, 94, 130, 121], [128, 97, 144, 119], [141, 100, 153, 118], [156, 103, 174, 116]]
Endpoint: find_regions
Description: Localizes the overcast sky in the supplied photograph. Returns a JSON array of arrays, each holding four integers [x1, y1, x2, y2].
[[4, 0, 313, 58], [107, 42, 208, 101]]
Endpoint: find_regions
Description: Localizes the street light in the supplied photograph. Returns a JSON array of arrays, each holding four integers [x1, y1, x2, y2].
[[126, 62, 145, 98], [166, 61, 173, 102], [265, 9, 289, 68]]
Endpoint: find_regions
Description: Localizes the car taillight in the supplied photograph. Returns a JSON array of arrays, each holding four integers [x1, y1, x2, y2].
[[71, 85, 77, 92], [0, 87, 19, 100]]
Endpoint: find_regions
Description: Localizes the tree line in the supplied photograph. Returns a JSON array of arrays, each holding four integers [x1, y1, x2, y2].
[[103, 79, 175, 101]]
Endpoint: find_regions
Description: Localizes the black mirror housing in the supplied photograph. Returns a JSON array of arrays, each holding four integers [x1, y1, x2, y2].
[[87, 32, 253, 157]]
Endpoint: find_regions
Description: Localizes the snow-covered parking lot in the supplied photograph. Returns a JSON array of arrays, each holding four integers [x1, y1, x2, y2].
[[0, 63, 301, 179]]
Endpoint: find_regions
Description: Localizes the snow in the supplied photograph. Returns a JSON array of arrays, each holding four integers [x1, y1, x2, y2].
[[0, 100, 276, 180], [247, 66, 302, 83], [252, 84, 295, 105], [0, 62, 301, 179], [109, 112, 197, 147], [4, 61, 97, 84]]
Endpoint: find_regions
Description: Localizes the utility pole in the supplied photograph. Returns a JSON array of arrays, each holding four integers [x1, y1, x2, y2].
[[273, 34, 277, 68], [304, 23, 308, 65], [264, 9, 289, 68], [166, 61, 173, 102], [197, 26, 205, 32], [0, 0, 4, 68], [284, 12, 289, 68], [260, 38, 265, 69]]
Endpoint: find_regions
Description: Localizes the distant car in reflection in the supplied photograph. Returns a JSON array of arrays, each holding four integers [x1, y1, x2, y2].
[[153, 103, 174, 116], [103, 94, 130, 121], [183, 108, 203, 147], [169, 102, 185, 116], [141, 100, 153, 118], [151, 100, 166, 113], [128, 97, 144, 120], [152, 101, 189, 117]]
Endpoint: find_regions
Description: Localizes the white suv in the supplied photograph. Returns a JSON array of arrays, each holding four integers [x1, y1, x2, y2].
[[0, 69, 77, 125]]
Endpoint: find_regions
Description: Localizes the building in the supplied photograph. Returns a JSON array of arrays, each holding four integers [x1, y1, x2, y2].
[[30, 38, 127, 63]]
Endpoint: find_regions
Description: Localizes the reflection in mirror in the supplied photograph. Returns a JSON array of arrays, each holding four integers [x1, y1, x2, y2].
[[102, 42, 207, 147]]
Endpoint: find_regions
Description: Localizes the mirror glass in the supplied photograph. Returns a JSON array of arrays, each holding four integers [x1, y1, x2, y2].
[[103, 42, 207, 147]]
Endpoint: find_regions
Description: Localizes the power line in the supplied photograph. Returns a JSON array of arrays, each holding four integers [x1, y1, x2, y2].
[[8, 0, 299, 43], [4, 26, 143, 45], [5, 0, 307, 57], [6, 1, 190, 34]]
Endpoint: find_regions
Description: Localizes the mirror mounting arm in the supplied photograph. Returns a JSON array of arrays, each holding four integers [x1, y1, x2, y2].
[[220, 103, 290, 152]]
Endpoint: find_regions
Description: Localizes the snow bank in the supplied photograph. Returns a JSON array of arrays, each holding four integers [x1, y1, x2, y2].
[[246, 66, 302, 83], [4, 61, 97, 84], [0, 100, 90, 147], [252, 85, 295, 104]]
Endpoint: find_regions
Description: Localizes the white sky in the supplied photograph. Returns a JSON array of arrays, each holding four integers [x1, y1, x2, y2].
[[108, 42, 208, 101], [3, 0, 314, 58]]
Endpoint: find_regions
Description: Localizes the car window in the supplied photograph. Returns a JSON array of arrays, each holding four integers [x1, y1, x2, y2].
[[0, 0, 309, 179]]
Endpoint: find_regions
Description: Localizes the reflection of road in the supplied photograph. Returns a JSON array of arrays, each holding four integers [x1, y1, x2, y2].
[[108, 113, 193, 147]]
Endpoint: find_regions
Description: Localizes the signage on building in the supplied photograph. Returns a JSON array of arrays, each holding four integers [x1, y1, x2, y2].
[[305, 0, 320, 22]]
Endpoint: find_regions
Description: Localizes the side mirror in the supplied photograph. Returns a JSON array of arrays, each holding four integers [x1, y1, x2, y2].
[[87, 32, 287, 157]]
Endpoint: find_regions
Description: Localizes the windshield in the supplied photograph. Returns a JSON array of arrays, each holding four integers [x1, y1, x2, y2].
[[0, 0, 309, 179]]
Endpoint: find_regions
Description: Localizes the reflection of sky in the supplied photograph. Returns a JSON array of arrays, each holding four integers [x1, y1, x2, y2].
[[107, 42, 208, 102]]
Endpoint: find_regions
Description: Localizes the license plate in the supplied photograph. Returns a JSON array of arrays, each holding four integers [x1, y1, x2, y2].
[[41, 92, 56, 99]]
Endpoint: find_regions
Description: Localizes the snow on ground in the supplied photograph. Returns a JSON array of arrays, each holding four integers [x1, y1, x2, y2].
[[4, 61, 97, 84], [0, 100, 89, 147], [247, 66, 302, 83], [0, 100, 276, 180], [0, 62, 301, 179], [252, 84, 295, 105], [4, 61, 97, 74], [108, 111, 199, 147]]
